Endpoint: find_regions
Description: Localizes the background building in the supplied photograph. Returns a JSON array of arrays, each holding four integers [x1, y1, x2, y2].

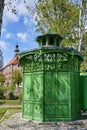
[[0, 44, 21, 86], [0, 49, 3, 69]]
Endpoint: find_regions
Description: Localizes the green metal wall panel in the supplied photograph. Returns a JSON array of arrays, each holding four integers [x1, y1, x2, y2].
[[80, 73, 87, 111], [57, 73, 70, 101], [22, 72, 43, 121], [43, 72, 80, 121], [44, 72, 56, 103], [22, 70, 81, 121]]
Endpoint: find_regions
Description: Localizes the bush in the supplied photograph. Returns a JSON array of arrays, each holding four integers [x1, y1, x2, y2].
[[8, 92, 18, 100], [7, 85, 15, 92], [0, 87, 5, 99], [18, 92, 22, 101], [4, 85, 15, 100]]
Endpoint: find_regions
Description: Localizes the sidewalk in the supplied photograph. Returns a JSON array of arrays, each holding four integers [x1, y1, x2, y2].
[[0, 112, 87, 130]]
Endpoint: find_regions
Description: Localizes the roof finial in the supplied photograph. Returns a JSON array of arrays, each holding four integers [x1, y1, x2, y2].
[[14, 43, 20, 57]]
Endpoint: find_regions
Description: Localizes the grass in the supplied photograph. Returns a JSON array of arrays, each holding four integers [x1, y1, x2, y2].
[[0, 107, 22, 122], [0, 99, 22, 122], [0, 99, 21, 105], [0, 108, 7, 120]]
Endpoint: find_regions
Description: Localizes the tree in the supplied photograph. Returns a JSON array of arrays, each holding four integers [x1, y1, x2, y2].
[[4, 0, 87, 71], [12, 69, 22, 88], [0, 73, 5, 86], [4, 0, 86, 50], [32, 0, 79, 48], [0, 73, 5, 99], [3, 0, 81, 48], [80, 32, 87, 71]]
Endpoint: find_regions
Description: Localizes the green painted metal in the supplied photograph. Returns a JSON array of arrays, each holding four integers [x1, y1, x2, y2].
[[19, 34, 83, 122], [36, 33, 63, 47], [80, 72, 87, 111]]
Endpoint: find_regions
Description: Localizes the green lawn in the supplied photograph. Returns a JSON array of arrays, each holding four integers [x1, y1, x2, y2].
[[0, 107, 22, 122], [0, 99, 21, 105], [0, 108, 7, 120], [0, 99, 22, 122]]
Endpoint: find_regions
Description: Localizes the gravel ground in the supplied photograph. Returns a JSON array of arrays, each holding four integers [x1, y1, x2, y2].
[[0, 113, 87, 130]]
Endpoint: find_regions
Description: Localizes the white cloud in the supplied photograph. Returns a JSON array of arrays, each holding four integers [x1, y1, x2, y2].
[[17, 1, 29, 16], [24, 17, 29, 26], [2, 0, 37, 28], [5, 33, 12, 39], [17, 32, 28, 42], [3, 0, 20, 25], [3, 8, 19, 24], [1, 28, 7, 34], [3, 0, 37, 24], [0, 40, 9, 50]]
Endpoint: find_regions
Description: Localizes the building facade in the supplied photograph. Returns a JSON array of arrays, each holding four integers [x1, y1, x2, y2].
[[0, 49, 3, 69], [0, 44, 21, 86]]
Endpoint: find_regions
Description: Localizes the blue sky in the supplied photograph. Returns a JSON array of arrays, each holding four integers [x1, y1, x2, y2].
[[0, 0, 39, 66]]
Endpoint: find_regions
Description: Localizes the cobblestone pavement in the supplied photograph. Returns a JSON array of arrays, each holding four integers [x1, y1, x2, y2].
[[0, 113, 87, 130]]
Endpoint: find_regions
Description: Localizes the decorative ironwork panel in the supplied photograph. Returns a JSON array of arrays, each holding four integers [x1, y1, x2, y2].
[[70, 73, 80, 101], [71, 102, 80, 119], [56, 103, 69, 117], [44, 54, 56, 71], [69, 56, 79, 72], [23, 73, 43, 102], [23, 72, 43, 120], [32, 73, 43, 102], [70, 74, 76, 101], [33, 54, 43, 71], [45, 104, 56, 117], [44, 53, 56, 62], [45, 72, 56, 102], [23, 101, 32, 116], [56, 72, 70, 101], [24, 62, 32, 72], [33, 103, 43, 118], [57, 53, 68, 62], [75, 75, 80, 100], [23, 75, 31, 100], [22, 52, 80, 73]]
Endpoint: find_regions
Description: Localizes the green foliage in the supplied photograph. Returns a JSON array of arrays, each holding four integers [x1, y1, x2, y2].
[[7, 85, 15, 92], [8, 92, 20, 100], [80, 32, 87, 71], [0, 74, 5, 86], [0, 108, 7, 120], [18, 92, 22, 101], [5, 0, 87, 70], [0, 99, 21, 105], [33, 0, 87, 70], [34, 0, 79, 47], [12, 69, 22, 87], [0, 87, 5, 99], [8, 92, 18, 100], [0, 107, 21, 121]]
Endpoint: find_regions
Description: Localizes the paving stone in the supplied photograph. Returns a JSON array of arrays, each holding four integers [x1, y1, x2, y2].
[[0, 113, 87, 130]]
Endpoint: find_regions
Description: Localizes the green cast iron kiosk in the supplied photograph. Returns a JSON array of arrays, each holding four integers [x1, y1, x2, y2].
[[19, 34, 83, 121]]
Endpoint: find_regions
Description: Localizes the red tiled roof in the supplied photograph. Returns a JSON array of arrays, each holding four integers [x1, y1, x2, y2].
[[7, 56, 18, 66]]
